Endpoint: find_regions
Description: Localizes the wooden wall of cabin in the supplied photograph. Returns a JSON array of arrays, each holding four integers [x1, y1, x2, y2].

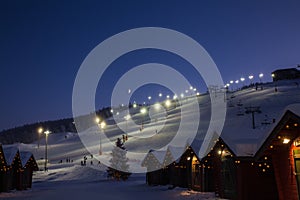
[[0, 170, 11, 192], [146, 168, 169, 186], [236, 161, 278, 200], [271, 144, 299, 200]]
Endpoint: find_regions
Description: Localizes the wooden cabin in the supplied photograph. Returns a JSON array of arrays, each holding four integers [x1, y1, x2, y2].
[[142, 144, 202, 190], [20, 151, 38, 190], [272, 68, 300, 81], [0, 145, 9, 192], [142, 150, 168, 186], [142, 109, 300, 200], [254, 109, 300, 200], [202, 109, 300, 200], [2, 147, 23, 191], [0, 146, 38, 192]]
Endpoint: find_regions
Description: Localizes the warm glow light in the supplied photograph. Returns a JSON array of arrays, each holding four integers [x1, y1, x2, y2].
[[38, 127, 43, 134], [124, 114, 131, 120], [283, 138, 290, 144], [100, 121, 106, 129], [271, 73, 275, 78], [165, 99, 171, 107], [154, 103, 161, 110], [140, 108, 147, 114], [95, 117, 100, 124], [218, 150, 222, 155], [295, 123, 298, 127], [187, 157, 191, 160], [286, 125, 290, 129]]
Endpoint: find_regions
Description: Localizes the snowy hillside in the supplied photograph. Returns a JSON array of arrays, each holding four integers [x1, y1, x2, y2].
[[2, 79, 300, 199]]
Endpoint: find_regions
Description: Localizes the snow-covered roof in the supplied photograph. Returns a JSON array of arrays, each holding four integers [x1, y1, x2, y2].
[[19, 151, 33, 167], [3, 146, 19, 165], [167, 146, 185, 163], [151, 150, 167, 164]]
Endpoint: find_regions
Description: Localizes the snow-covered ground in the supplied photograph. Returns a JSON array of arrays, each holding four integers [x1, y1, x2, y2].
[[0, 114, 223, 199], [2, 79, 300, 199], [0, 158, 223, 200]]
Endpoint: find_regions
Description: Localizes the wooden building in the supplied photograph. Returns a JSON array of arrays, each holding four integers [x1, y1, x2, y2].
[[272, 68, 300, 81], [142, 150, 168, 186], [20, 151, 38, 190], [0, 146, 38, 192], [0, 145, 9, 192], [2, 146, 22, 191], [142, 80, 300, 199], [202, 109, 300, 200], [142, 144, 202, 190]]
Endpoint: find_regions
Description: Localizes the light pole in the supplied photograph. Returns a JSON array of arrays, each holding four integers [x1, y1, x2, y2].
[[235, 80, 239, 90], [148, 96, 152, 105], [230, 80, 234, 91], [96, 117, 106, 155], [259, 73, 264, 83], [249, 75, 254, 85], [240, 77, 245, 88], [124, 114, 130, 134], [44, 130, 51, 172], [37, 127, 43, 149], [140, 107, 147, 130]]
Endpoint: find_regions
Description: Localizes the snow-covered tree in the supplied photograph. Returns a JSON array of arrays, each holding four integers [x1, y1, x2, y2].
[[107, 138, 131, 180]]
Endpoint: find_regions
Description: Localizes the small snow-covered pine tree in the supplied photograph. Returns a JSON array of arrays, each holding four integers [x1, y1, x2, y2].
[[107, 138, 131, 180]]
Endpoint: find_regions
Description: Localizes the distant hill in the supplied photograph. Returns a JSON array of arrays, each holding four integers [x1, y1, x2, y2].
[[0, 107, 112, 144]]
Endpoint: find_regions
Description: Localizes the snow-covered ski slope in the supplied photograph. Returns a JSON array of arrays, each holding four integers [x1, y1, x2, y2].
[[2, 79, 300, 199], [6, 79, 300, 167]]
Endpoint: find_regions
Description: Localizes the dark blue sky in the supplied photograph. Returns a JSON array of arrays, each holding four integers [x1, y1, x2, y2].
[[1, 0, 300, 131]]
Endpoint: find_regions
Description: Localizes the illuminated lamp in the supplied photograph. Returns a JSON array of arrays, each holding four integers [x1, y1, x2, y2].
[[283, 138, 290, 144]]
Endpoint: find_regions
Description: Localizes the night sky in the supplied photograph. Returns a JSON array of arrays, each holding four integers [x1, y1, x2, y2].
[[1, 0, 300, 131]]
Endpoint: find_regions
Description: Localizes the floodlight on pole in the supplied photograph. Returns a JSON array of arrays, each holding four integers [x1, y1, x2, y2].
[[37, 127, 43, 148], [44, 130, 51, 172], [140, 107, 147, 130]]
